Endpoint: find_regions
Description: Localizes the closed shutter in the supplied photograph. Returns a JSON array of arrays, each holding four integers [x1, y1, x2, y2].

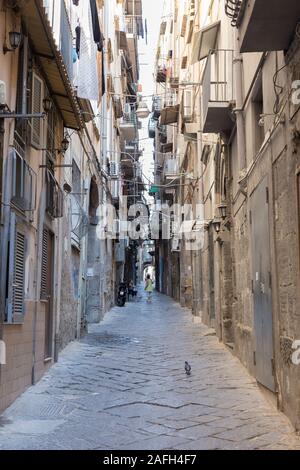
[[40, 228, 49, 300], [181, 15, 188, 37], [31, 72, 43, 148], [6, 213, 25, 323]]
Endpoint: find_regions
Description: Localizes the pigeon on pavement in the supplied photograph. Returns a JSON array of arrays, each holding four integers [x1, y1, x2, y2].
[[185, 361, 191, 376]]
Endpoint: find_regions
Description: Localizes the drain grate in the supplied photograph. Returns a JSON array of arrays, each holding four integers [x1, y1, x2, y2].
[[40, 402, 75, 418]]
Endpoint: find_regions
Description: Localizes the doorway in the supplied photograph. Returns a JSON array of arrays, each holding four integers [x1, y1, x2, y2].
[[41, 227, 54, 359], [208, 224, 215, 321], [250, 176, 275, 392]]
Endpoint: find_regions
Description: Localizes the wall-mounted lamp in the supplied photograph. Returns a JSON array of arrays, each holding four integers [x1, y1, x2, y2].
[[218, 202, 227, 219], [63, 183, 72, 194], [61, 136, 70, 153], [3, 31, 22, 54], [212, 218, 221, 234], [40, 136, 70, 156], [43, 96, 52, 114]]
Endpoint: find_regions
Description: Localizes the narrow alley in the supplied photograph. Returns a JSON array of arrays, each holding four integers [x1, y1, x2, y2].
[[0, 290, 299, 451]]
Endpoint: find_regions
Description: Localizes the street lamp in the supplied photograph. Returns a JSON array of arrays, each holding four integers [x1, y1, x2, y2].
[[136, 101, 150, 119]]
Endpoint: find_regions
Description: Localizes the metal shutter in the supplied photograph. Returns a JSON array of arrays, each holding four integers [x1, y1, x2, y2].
[[31, 72, 43, 148]]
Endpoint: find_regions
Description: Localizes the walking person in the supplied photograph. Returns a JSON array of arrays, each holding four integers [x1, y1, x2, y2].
[[145, 274, 153, 303]]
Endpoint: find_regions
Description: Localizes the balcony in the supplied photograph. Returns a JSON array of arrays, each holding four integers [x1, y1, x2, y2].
[[125, 15, 144, 39], [157, 124, 167, 144], [164, 158, 180, 180], [160, 105, 180, 126], [119, 111, 138, 141], [152, 96, 162, 120], [202, 49, 235, 134], [225, 0, 300, 52], [148, 116, 157, 139]]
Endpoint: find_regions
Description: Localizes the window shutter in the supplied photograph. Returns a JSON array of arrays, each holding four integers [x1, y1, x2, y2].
[[31, 72, 43, 148], [187, 20, 194, 44], [181, 15, 188, 37], [40, 228, 49, 300], [6, 213, 25, 323]]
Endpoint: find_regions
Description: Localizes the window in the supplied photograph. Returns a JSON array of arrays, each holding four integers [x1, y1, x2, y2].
[[6, 213, 25, 323]]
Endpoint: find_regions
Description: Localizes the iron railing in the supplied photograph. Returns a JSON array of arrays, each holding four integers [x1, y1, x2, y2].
[[124, 15, 144, 38], [224, 0, 247, 27], [152, 96, 162, 119]]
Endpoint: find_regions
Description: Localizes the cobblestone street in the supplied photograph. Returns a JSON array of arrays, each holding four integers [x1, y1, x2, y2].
[[0, 290, 299, 450]]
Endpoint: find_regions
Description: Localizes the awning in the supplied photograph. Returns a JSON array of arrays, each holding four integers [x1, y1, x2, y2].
[[191, 21, 220, 64], [19, 0, 82, 130], [160, 105, 179, 125]]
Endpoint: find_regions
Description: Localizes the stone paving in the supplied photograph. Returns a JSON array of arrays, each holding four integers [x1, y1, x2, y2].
[[0, 289, 300, 450]]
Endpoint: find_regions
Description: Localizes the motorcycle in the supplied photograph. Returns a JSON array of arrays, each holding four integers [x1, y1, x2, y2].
[[117, 282, 127, 307]]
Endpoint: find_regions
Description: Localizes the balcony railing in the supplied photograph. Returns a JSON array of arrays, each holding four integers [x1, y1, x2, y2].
[[163, 157, 180, 180], [225, 0, 247, 27], [148, 116, 157, 139], [125, 15, 144, 38], [120, 110, 138, 141], [152, 96, 162, 119], [202, 49, 235, 134]]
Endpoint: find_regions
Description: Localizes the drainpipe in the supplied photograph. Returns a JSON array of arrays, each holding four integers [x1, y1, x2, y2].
[[233, 29, 246, 173], [0, 118, 4, 345]]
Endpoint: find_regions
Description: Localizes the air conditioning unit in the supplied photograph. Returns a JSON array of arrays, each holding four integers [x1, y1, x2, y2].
[[110, 162, 119, 178]]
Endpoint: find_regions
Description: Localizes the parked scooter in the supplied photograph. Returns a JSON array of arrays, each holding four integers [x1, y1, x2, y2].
[[117, 282, 127, 307]]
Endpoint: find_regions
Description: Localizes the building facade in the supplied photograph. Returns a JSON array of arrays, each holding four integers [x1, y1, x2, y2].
[[0, 0, 143, 413], [153, 0, 300, 430]]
